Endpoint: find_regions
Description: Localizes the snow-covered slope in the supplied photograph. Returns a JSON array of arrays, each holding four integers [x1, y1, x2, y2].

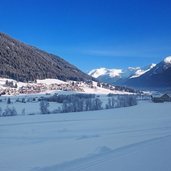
[[130, 64, 156, 78], [88, 68, 122, 78], [36, 79, 67, 85], [0, 101, 171, 171], [164, 56, 171, 64], [89, 64, 156, 84], [126, 56, 171, 88], [91, 56, 171, 88], [0, 77, 27, 89]]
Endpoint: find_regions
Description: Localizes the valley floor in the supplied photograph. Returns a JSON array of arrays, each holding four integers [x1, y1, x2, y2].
[[0, 101, 171, 171]]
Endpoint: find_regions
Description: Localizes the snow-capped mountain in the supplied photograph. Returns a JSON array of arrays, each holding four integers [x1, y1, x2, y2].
[[88, 64, 156, 85], [88, 68, 122, 78], [88, 68, 123, 83], [164, 56, 171, 64], [130, 64, 156, 78], [89, 56, 171, 88], [125, 56, 171, 88]]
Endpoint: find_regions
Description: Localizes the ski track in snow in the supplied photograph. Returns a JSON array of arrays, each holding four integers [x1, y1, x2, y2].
[[0, 102, 171, 171], [33, 135, 171, 171]]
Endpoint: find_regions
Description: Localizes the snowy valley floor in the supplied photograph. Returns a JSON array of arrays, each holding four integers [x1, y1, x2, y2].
[[0, 101, 171, 171]]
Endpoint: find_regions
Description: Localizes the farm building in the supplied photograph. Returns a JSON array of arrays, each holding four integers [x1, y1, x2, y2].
[[151, 94, 171, 103]]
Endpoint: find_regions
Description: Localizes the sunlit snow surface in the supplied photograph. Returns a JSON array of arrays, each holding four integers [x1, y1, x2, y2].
[[0, 101, 171, 171], [164, 56, 171, 64], [88, 68, 122, 78], [89, 64, 156, 80]]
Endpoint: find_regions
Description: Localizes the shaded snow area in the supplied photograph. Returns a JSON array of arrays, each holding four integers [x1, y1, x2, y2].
[[0, 102, 171, 171]]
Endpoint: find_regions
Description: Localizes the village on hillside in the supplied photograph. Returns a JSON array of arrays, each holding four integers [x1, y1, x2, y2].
[[0, 79, 140, 96]]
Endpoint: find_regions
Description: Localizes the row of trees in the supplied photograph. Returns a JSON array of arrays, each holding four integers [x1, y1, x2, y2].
[[40, 95, 103, 114], [39, 94, 137, 114], [106, 95, 137, 109], [40, 93, 95, 103], [5, 80, 18, 88], [61, 97, 103, 113], [0, 97, 37, 105], [0, 106, 17, 117], [0, 94, 138, 117]]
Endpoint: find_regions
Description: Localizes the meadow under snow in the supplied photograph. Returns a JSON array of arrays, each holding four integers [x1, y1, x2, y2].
[[0, 101, 171, 171]]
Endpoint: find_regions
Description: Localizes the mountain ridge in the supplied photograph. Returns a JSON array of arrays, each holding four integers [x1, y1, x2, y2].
[[0, 32, 93, 82], [88, 64, 156, 85], [126, 57, 171, 88], [89, 58, 171, 88]]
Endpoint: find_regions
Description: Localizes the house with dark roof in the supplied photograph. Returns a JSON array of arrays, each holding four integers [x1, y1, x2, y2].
[[151, 94, 171, 103]]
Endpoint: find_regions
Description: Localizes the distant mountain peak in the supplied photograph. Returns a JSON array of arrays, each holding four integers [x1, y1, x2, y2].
[[89, 59, 168, 82], [130, 63, 156, 79], [88, 68, 122, 78], [164, 56, 171, 64], [89, 64, 156, 84], [151, 63, 157, 67]]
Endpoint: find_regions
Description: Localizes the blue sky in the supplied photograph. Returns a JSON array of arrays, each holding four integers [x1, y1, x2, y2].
[[0, 0, 171, 72]]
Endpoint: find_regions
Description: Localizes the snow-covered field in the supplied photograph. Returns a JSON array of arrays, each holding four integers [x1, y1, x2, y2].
[[0, 101, 171, 171]]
